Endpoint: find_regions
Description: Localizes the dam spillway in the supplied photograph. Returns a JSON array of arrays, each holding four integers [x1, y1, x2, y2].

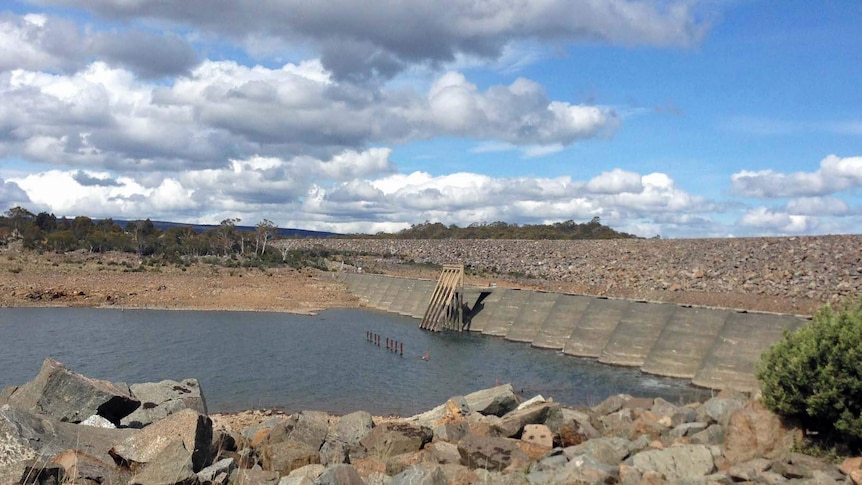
[[338, 273, 809, 393]]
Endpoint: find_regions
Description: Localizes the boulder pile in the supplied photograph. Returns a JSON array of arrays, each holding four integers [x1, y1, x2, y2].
[[289, 235, 862, 314], [3, 358, 862, 484]]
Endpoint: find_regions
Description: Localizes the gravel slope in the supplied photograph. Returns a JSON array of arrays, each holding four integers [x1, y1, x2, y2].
[[291, 235, 862, 316]]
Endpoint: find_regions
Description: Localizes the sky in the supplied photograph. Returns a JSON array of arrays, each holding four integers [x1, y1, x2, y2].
[[0, 0, 859, 238]]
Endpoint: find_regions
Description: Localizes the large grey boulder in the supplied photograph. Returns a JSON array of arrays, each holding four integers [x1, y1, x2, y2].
[[464, 384, 519, 416], [632, 444, 716, 481], [391, 464, 447, 485], [316, 463, 366, 485], [264, 411, 330, 451], [697, 397, 744, 426], [0, 357, 140, 425], [492, 402, 562, 438], [0, 404, 135, 484], [328, 410, 373, 446], [259, 439, 320, 476], [559, 408, 601, 447], [359, 422, 432, 459], [110, 408, 213, 472], [552, 454, 619, 485], [22, 449, 129, 485], [456, 433, 528, 472], [406, 396, 469, 428], [197, 457, 237, 485], [129, 437, 196, 485], [592, 394, 631, 416], [564, 436, 632, 467], [121, 378, 207, 428]]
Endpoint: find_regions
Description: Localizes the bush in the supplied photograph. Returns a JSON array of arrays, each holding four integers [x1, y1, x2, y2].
[[756, 297, 862, 448]]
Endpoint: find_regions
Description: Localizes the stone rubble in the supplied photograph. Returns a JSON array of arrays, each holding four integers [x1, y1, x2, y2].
[[288, 235, 862, 315], [2, 359, 862, 484]]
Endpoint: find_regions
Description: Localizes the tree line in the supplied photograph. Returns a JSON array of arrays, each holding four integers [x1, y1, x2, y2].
[[376, 217, 638, 240], [1, 206, 638, 262], [0, 207, 281, 262]]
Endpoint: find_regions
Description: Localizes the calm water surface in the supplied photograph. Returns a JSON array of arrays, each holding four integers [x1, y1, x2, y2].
[[0, 307, 708, 415]]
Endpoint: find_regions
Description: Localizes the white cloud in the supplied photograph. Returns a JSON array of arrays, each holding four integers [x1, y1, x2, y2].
[[785, 196, 849, 216], [1, 61, 616, 173], [428, 72, 618, 145], [586, 169, 643, 194], [0, 12, 198, 77], [0, 13, 81, 73], [0, 177, 31, 209], [731, 155, 862, 198], [32, 0, 708, 80], [739, 207, 811, 234]]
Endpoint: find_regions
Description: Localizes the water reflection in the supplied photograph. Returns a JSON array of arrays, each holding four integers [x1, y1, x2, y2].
[[0, 307, 708, 415]]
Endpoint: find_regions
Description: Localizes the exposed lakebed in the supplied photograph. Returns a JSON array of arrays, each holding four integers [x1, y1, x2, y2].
[[0, 307, 706, 415]]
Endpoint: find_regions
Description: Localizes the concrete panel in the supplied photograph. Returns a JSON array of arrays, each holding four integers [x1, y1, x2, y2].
[[505, 292, 560, 343], [396, 280, 426, 318], [345, 273, 370, 295], [347, 274, 376, 304], [473, 288, 514, 335], [364, 275, 394, 309], [378, 277, 405, 311], [407, 281, 435, 319], [531, 295, 593, 350], [693, 312, 809, 392], [599, 301, 677, 367], [641, 306, 730, 379], [387, 279, 416, 315], [466, 288, 507, 333], [483, 289, 533, 337], [563, 298, 630, 358]]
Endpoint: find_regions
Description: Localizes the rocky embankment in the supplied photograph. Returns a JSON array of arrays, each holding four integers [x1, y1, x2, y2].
[[291, 235, 862, 315], [3, 359, 862, 484]]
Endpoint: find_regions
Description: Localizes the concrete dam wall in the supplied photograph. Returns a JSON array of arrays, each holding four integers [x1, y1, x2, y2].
[[338, 273, 810, 393]]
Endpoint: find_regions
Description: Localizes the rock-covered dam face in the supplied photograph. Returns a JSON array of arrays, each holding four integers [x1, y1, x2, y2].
[[338, 273, 810, 393]]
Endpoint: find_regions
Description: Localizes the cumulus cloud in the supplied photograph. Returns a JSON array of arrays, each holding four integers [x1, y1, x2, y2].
[[0, 60, 616, 172], [7, 155, 714, 236], [586, 168, 643, 194], [731, 154, 862, 198], [31, 0, 708, 80], [785, 196, 849, 216], [89, 30, 199, 79], [429, 72, 618, 144], [0, 12, 198, 77], [0, 13, 82, 73], [0, 177, 31, 209], [739, 207, 811, 234]]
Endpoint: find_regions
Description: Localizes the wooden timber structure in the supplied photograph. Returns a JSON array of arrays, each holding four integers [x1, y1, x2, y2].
[[419, 264, 466, 331]]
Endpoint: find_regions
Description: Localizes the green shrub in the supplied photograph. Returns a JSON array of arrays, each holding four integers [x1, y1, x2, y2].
[[756, 297, 862, 448]]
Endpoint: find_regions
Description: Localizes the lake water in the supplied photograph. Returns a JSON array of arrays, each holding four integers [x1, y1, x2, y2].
[[0, 307, 709, 416]]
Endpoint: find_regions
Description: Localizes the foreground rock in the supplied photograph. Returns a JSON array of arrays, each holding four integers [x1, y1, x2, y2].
[[4, 359, 862, 484], [0, 357, 140, 425], [121, 378, 208, 428]]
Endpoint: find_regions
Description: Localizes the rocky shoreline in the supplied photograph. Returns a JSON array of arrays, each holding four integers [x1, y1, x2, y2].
[[3, 358, 862, 484]]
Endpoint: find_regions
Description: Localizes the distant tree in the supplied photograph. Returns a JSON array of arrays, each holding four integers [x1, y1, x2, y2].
[[71, 216, 95, 244], [217, 218, 241, 256], [34, 212, 57, 232], [255, 219, 277, 256], [127, 219, 158, 256], [46, 230, 77, 252], [5, 206, 35, 237]]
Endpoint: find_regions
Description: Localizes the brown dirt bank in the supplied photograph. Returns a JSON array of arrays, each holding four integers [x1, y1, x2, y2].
[[0, 249, 359, 314], [2, 234, 860, 316]]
